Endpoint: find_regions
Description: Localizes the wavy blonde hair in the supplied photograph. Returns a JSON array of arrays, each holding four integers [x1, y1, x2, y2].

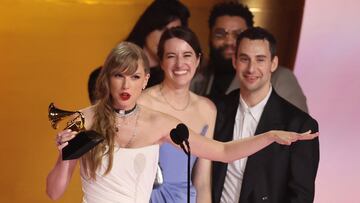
[[81, 42, 149, 179]]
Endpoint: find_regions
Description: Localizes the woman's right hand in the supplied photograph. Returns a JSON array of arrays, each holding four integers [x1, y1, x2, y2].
[[55, 129, 77, 151], [269, 130, 318, 145]]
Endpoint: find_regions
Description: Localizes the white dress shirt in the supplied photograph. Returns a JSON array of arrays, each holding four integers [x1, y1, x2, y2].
[[220, 87, 272, 203]]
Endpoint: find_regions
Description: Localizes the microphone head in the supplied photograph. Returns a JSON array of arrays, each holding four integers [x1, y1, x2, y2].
[[170, 128, 183, 145], [176, 123, 189, 140]]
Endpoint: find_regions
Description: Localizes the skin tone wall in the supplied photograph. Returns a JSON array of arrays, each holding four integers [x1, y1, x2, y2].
[[0, 0, 220, 202], [295, 0, 360, 202]]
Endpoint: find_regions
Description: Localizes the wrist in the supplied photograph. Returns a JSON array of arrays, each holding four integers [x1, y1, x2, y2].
[[266, 131, 276, 143]]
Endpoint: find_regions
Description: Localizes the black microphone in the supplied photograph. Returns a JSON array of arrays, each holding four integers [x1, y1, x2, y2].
[[171, 123, 191, 203], [176, 123, 190, 149], [170, 127, 188, 154]]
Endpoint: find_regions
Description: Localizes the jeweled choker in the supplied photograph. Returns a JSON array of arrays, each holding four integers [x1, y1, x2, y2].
[[114, 105, 138, 118]]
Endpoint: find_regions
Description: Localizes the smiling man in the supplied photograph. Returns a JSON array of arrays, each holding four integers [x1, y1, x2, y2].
[[190, 1, 308, 113], [211, 27, 320, 203]]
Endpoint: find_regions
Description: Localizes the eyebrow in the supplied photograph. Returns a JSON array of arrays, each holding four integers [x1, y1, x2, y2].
[[165, 51, 194, 55], [256, 55, 267, 58]]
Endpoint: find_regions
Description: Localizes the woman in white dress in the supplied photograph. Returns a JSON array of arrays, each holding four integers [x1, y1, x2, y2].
[[46, 41, 317, 202]]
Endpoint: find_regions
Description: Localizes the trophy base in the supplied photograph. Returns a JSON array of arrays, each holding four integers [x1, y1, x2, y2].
[[62, 130, 104, 160]]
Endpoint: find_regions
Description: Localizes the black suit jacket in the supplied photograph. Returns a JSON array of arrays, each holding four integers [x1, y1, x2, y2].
[[212, 89, 319, 203]]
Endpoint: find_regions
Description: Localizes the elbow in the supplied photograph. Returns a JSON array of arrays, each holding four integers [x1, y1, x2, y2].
[[218, 146, 234, 163], [46, 189, 62, 201], [46, 177, 65, 200]]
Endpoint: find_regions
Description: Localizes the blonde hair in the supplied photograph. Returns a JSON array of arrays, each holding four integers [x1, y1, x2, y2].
[[81, 42, 149, 179]]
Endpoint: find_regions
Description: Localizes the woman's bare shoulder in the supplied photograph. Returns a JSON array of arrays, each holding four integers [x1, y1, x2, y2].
[[138, 85, 161, 106], [190, 93, 217, 113], [139, 104, 180, 125]]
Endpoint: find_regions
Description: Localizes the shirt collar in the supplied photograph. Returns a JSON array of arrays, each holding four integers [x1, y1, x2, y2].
[[239, 86, 272, 122]]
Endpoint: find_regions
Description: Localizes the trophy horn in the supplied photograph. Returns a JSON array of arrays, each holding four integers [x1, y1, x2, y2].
[[47, 102, 103, 160], [48, 103, 82, 130]]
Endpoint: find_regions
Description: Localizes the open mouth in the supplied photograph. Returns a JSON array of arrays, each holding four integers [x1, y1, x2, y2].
[[120, 92, 131, 100], [173, 70, 188, 75]]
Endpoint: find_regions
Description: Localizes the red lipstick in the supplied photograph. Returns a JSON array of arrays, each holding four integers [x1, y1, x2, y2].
[[120, 92, 131, 100]]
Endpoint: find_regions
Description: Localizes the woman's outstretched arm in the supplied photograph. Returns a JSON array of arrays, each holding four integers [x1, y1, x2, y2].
[[46, 129, 78, 200], [166, 126, 317, 163]]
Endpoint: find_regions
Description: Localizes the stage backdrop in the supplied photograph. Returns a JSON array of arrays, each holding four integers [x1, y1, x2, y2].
[[295, 0, 360, 202], [1, 0, 359, 202]]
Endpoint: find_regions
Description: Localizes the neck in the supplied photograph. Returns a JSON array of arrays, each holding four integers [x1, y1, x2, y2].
[[114, 104, 139, 118], [160, 82, 191, 111], [241, 84, 271, 107], [143, 47, 158, 67]]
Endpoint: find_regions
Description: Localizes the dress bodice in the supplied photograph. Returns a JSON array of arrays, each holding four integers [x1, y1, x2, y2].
[[150, 125, 209, 203], [80, 144, 159, 203]]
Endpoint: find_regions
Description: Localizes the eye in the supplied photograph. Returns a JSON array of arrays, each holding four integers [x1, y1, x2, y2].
[[131, 74, 141, 79], [114, 73, 124, 78], [239, 57, 249, 63], [213, 29, 227, 39], [166, 53, 176, 59], [256, 57, 266, 63], [184, 53, 192, 58]]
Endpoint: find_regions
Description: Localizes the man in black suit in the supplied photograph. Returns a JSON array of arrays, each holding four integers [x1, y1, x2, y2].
[[212, 27, 319, 203]]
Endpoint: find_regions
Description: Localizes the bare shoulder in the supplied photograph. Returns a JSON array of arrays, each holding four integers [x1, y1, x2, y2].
[[190, 92, 217, 115], [138, 104, 180, 127], [138, 85, 161, 106]]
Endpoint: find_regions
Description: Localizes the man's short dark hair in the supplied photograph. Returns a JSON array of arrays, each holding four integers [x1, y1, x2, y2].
[[208, 1, 254, 29], [235, 27, 277, 59]]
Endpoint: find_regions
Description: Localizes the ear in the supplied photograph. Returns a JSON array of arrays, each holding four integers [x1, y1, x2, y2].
[[143, 73, 150, 89], [195, 54, 201, 69], [270, 56, 278, 73], [232, 53, 237, 71]]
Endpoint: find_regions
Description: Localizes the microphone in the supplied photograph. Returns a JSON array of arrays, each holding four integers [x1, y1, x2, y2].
[[170, 127, 188, 154], [176, 123, 190, 149], [170, 123, 191, 203]]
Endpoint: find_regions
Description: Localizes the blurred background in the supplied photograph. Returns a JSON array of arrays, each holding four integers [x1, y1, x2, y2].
[[0, 0, 359, 202]]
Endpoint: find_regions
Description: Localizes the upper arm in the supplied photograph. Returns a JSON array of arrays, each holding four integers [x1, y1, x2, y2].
[[191, 99, 216, 201], [272, 68, 308, 113], [288, 116, 319, 202]]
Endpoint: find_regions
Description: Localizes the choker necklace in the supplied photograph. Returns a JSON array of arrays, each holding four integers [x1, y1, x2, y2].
[[159, 85, 190, 111], [114, 106, 141, 148], [114, 105, 139, 118]]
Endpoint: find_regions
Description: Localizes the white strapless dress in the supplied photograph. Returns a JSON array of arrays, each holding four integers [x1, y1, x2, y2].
[[80, 145, 159, 203]]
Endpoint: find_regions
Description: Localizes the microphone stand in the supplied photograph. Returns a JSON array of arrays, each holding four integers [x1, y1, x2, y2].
[[186, 145, 190, 203]]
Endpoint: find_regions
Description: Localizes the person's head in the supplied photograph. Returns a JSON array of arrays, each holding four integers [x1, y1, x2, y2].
[[233, 27, 278, 97], [157, 26, 202, 87], [209, 2, 254, 67], [96, 42, 150, 110], [126, 0, 190, 65], [88, 68, 101, 105]]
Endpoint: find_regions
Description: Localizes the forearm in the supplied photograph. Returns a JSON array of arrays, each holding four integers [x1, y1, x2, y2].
[[188, 131, 276, 163], [46, 156, 77, 200], [193, 159, 212, 203], [196, 187, 212, 203], [222, 132, 274, 162]]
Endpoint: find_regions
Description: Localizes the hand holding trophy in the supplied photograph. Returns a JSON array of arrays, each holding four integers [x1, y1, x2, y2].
[[48, 103, 104, 160]]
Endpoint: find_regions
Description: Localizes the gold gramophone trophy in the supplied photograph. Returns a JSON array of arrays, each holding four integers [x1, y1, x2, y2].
[[48, 103, 104, 160]]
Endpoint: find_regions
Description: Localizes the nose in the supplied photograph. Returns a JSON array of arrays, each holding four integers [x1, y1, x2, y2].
[[175, 56, 184, 68], [122, 77, 130, 89], [247, 61, 255, 73], [224, 33, 236, 46]]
